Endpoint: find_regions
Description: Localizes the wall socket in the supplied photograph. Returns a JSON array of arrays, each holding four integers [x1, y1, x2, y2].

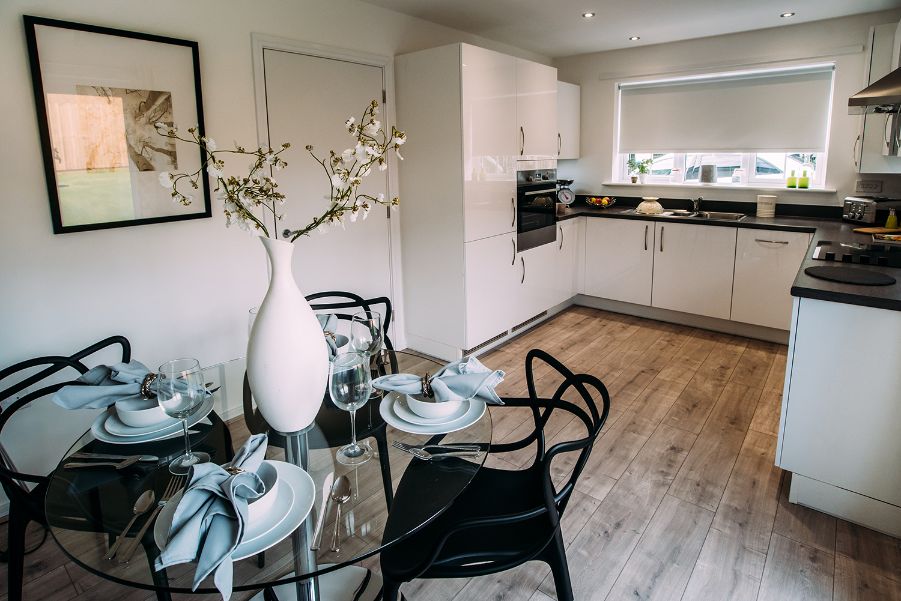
[[855, 179, 884, 194]]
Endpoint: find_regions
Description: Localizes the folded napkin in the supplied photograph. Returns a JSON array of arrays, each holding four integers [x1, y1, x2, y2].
[[317, 313, 339, 358], [155, 434, 268, 600], [372, 356, 505, 405], [52, 360, 152, 410]]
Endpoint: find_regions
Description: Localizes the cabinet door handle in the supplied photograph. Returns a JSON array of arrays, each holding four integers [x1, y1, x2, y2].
[[520, 126, 525, 156], [644, 225, 648, 251], [755, 238, 789, 245], [511, 197, 516, 228], [557, 133, 562, 156], [853, 133, 861, 170], [559, 226, 564, 250], [511, 238, 516, 265], [521, 256, 526, 284]]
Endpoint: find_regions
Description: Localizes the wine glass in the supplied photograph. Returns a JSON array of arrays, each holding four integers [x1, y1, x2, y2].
[[350, 310, 382, 358], [156, 358, 210, 475], [329, 352, 373, 466]]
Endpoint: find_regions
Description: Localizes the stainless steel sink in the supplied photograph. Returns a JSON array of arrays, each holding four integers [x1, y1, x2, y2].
[[694, 211, 746, 221]]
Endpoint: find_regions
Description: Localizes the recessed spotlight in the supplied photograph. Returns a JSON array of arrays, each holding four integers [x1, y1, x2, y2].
[[629, 35, 641, 41], [582, 12, 596, 18], [780, 12, 795, 18]]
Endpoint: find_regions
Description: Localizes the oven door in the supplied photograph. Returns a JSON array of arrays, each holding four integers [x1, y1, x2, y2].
[[517, 186, 557, 251]]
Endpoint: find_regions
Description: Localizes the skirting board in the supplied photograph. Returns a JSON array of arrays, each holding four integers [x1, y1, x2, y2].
[[790, 473, 901, 538], [573, 295, 790, 344]]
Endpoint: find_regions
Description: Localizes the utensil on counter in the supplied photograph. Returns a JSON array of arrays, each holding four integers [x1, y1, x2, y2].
[[69, 453, 159, 462], [116, 475, 185, 563], [105, 490, 155, 560], [310, 472, 334, 551], [330, 475, 352, 553], [64, 456, 144, 470]]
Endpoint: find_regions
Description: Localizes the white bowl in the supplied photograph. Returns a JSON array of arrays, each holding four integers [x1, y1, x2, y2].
[[114, 399, 170, 428], [248, 461, 279, 522], [405, 395, 465, 420]]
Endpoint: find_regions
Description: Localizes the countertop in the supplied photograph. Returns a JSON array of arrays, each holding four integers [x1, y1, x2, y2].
[[558, 205, 901, 312]]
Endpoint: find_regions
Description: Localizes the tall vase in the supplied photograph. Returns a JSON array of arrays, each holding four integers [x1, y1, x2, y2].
[[247, 236, 329, 433]]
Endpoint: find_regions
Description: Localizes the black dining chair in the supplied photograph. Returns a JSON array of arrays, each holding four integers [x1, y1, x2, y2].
[[243, 292, 397, 508], [378, 348, 611, 601], [0, 336, 131, 601]]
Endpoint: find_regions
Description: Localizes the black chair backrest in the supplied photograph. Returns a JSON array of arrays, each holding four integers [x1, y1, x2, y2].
[[306, 291, 395, 350], [0, 336, 131, 504]]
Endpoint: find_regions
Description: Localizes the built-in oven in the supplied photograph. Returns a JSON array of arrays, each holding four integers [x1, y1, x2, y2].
[[517, 165, 557, 251]]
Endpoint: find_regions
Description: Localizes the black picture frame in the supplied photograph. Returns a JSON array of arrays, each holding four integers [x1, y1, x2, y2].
[[23, 15, 212, 234]]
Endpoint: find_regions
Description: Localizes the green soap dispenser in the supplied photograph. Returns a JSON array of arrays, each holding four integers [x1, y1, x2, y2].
[[797, 169, 809, 189], [786, 170, 797, 188]]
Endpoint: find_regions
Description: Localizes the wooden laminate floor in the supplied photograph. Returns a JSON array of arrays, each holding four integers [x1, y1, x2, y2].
[[2, 307, 899, 600]]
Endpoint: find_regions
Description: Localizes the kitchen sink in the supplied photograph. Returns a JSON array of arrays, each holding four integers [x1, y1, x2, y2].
[[693, 211, 746, 221], [624, 209, 746, 221]]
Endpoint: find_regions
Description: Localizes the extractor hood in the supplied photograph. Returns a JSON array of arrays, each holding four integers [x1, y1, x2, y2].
[[849, 67, 901, 114]]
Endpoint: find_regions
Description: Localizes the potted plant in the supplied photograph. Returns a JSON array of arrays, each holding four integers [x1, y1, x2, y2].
[[627, 157, 652, 183]]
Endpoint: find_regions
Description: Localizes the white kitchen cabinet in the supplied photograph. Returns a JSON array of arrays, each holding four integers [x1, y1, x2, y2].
[[731, 229, 812, 330], [858, 22, 901, 173], [652, 222, 737, 319], [464, 232, 519, 348], [462, 45, 518, 242], [557, 81, 580, 160], [552, 219, 581, 304], [515, 241, 559, 326], [584, 218, 655, 305], [516, 59, 558, 159]]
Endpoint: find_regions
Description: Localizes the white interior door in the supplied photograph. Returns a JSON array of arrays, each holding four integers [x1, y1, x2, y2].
[[262, 48, 395, 328]]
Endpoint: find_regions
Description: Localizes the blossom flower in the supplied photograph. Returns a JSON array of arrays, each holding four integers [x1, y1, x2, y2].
[[202, 137, 217, 152], [159, 171, 173, 188], [363, 120, 381, 136]]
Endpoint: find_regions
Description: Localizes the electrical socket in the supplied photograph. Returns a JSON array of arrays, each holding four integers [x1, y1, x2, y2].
[[855, 179, 883, 194]]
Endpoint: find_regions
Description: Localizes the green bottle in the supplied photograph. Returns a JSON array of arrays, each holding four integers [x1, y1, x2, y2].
[[887, 208, 898, 229], [786, 170, 797, 188], [798, 169, 809, 189]]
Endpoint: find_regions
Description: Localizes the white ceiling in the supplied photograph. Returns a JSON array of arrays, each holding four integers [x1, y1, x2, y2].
[[360, 0, 901, 58]]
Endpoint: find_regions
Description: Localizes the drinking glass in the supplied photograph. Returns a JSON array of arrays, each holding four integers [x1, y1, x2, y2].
[[329, 352, 373, 466], [350, 311, 383, 358], [156, 358, 210, 475]]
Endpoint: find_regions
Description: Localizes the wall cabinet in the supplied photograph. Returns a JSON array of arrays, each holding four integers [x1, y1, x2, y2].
[[731, 229, 812, 329], [651, 222, 737, 319], [858, 22, 901, 174], [516, 59, 558, 158], [557, 81, 580, 160], [584, 218, 654, 305]]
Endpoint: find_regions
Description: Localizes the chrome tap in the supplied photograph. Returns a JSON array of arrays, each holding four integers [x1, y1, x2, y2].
[[692, 196, 703, 213]]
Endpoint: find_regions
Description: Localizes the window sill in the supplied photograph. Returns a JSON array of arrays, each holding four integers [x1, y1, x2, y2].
[[602, 181, 836, 194]]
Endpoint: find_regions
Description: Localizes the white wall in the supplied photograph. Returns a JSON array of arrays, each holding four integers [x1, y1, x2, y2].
[[555, 9, 901, 205]]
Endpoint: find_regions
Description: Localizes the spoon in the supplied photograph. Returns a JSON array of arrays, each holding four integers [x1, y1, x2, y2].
[[329, 475, 352, 552], [105, 490, 155, 560]]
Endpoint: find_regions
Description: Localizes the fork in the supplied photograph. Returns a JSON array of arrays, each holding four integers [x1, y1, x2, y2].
[[63, 456, 144, 470], [392, 441, 482, 453], [392, 441, 483, 460], [115, 475, 185, 563]]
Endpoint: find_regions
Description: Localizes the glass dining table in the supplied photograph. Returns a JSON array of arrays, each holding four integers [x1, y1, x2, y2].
[[43, 350, 492, 601]]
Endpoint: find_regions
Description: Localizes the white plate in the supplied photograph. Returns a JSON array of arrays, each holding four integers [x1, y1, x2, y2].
[[380, 393, 486, 435], [393, 396, 469, 426], [91, 396, 214, 445], [154, 460, 315, 561], [104, 412, 180, 437]]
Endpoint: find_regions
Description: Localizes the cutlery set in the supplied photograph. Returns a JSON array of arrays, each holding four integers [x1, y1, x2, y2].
[[108, 475, 185, 563], [311, 473, 353, 553], [392, 440, 483, 460]]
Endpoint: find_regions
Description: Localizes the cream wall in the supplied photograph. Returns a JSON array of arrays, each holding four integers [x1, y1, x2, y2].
[[555, 9, 901, 205]]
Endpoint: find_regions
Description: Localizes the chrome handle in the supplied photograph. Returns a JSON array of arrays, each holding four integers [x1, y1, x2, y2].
[[660, 226, 664, 252], [559, 226, 564, 250], [853, 134, 861, 169], [885, 113, 892, 149], [520, 126, 525, 156], [644, 225, 648, 251], [511, 197, 516, 227], [511, 238, 516, 265], [755, 238, 789, 245], [520, 256, 525, 284], [523, 188, 557, 196], [557, 133, 562, 156]]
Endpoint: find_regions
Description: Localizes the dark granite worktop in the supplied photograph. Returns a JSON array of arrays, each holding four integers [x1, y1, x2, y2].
[[558, 203, 901, 312]]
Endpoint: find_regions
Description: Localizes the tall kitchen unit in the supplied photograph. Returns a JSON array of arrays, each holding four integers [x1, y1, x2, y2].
[[395, 43, 558, 360]]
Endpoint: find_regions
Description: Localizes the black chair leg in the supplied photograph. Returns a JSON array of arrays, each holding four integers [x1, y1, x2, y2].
[[543, 529, 574, 601], [146, 547, 173, 601], [381, 578, 401, 601], [6, 509, 28, 601], [375, 433, 394, 510], [263, 586, 280, 600]]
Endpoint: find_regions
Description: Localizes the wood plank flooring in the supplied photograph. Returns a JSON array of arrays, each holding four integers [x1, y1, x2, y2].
[[2, 306, 899, 600]]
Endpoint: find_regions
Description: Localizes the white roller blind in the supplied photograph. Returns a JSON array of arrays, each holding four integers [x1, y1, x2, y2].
[[618, 65, 834, 153]]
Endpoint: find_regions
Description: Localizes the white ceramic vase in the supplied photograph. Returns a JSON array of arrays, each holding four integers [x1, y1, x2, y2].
[[247, 236, 329, 433]]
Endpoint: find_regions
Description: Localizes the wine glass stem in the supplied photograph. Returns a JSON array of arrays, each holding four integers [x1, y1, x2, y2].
[[349, 408, 358, 448], [181, 418, 192, 457]]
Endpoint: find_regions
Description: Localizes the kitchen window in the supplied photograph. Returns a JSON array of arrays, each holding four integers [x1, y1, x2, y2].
[[616, 64, 834, 188]]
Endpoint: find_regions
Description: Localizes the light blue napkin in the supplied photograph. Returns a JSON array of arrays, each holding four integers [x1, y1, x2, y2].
[[317, 313, 339, 358], [372, 356, 505, 405], [51, 360, 152, 410], [155, 434, 269, 600]]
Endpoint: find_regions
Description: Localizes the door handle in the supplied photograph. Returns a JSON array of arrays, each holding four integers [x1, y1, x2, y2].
[[511, 197, 516, 227], [520, 126, 525, 156], [644, 225, 648, 251], [853, 133, 861, 170], [754, 238, 789, 245], [520, 256, 526, 283], [557, 133, 562, 156], [660, 226, 664, 252], [511, 238, 516, 265], [559, 226, 564, 250]]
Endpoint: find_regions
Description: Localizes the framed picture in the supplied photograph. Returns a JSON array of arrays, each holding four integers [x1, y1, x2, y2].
[[24, 16, 211, 234]]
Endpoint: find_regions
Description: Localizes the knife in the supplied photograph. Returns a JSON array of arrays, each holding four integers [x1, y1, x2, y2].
[[69, 453, 159, 462], [310, 471, 334, 551]]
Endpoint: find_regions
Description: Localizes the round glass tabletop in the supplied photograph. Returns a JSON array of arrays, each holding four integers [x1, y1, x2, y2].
[[44, 351, 492, 596]]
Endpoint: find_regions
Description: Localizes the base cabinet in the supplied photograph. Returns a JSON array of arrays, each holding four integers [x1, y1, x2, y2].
[[464, 233, 518, 348], [584, 218, 654, 305], [731, 229, 812, 330]]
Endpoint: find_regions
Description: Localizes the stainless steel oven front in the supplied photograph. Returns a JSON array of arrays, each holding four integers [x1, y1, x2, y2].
[[517, 166, 557, 251]]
